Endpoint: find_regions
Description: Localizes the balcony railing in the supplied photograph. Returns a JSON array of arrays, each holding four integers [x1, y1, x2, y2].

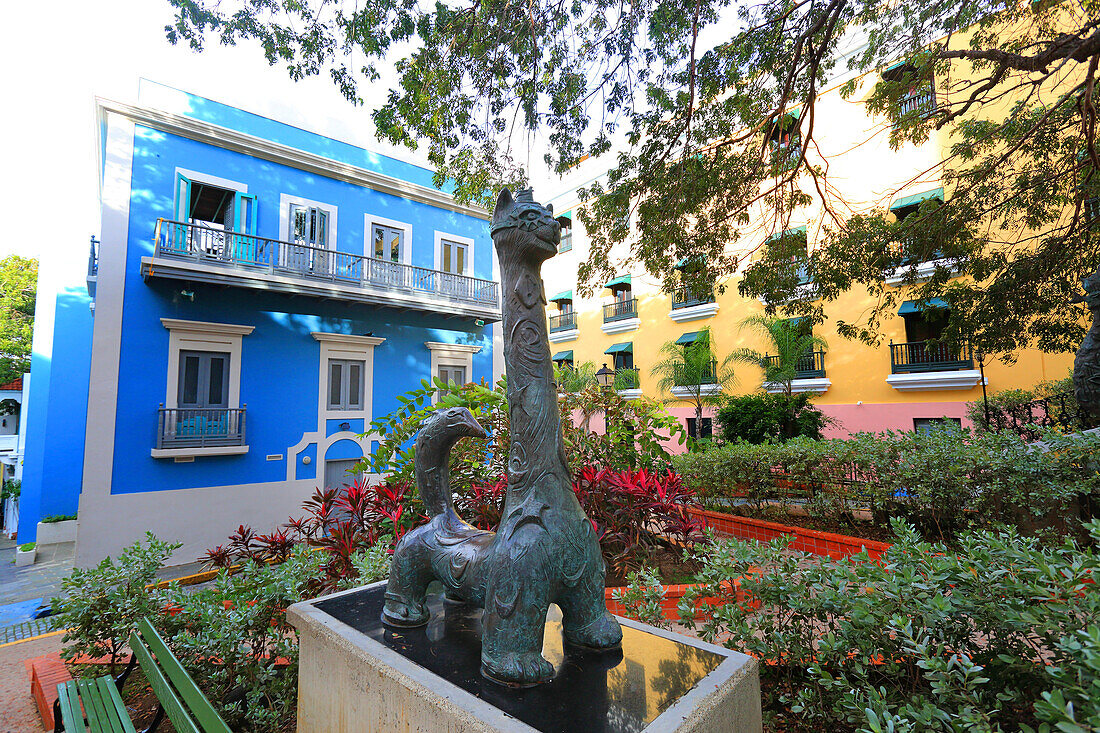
[[87, 236, 100, 298], [603, 298, 638, 323], [549, 311, 577, 332], [764, 350, 826, 379], [671, 286, 715, 310], [154, 220, 499, 308], [674, 360, 718, 387], [898, 89, 936, 117], [157, 406, 246, 450], [890, 340, 973, 374]]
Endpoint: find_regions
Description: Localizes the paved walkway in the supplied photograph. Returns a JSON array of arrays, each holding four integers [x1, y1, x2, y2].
[[0, 540, 74, 628], [0, 631, 64, 732]]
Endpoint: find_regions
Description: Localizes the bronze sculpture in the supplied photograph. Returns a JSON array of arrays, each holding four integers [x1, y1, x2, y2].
[[382, 188, 622, 686], [1075, 264, 1100, 424]]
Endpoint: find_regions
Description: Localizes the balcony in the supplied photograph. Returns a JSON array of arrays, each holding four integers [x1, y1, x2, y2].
[[669, 286, 719, 323], [886, 340, 983, 392], [154, 406, 247, 458], [601, 298, 640, 334], [87, 236, 99, 299], [763, 350, 830, 394], [143, 220, 501, 321], [671, 360, 721, 398], [549, 311, 577, 333]]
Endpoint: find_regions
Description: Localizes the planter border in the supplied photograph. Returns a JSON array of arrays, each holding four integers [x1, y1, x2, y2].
[[689, 507, 892, 560]]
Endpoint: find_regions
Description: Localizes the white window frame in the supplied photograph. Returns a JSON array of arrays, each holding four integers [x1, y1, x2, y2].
[[174, 168, 248, 224], [326, 358, 366, 411], [162, 319, 254, 410], [280, 194, 338, 250], [433, 231, 475, 277], [365, 214, 412, 265], [313, 332, 386, 418], [425, 342, 481, 403]]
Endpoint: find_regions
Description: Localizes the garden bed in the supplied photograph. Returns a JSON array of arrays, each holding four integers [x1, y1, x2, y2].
[[688, 507, 892, 560]]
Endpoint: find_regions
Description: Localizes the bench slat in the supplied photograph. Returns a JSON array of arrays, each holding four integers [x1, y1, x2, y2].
[[56, 680, 82, 733], [136, 619, 231, 733], [96, 675, 136, 733], [129, 631, 202, 733], [77, 678, 107, 731]]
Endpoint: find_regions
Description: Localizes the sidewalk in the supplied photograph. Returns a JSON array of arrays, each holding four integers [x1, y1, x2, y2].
[[0, 539, 74, 628], [0, 631, 64, 732]]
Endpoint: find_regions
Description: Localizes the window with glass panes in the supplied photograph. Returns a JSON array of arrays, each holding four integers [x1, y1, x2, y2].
[[440, 238, 469, 275], [437, 365, 467, 385], [327, 359, 365, 410], [178, 351, 230, 408], [372, 224, 403, 263]]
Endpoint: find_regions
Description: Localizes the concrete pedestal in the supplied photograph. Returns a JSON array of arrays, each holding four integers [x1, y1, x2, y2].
[[287, 581, 761, 733]]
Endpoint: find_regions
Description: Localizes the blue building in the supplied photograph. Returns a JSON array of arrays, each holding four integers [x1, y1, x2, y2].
[[20, 81, 502, 567]]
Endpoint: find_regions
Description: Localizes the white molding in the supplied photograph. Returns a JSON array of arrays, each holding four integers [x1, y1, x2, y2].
[[162, 319, 254, 410], [95, 98, 490, 220], [617, 388, 643, 400], [311, 332, 386, 347], [883, 258, 960, 287], [757, 282, 818, 306], [671, 384, 722, 398], [426, 342, 481, 403], [433, 231, 476, 277], [764, 377, 832, 394], [174, 167, 248, 195], [80, 113, 135, 512], [548, 328, 579, 343], [885, 369, 986, 392], [601, 317, 640, 335], [669, 302, 720, 323], [364, 213, 413, 265], [151, 445, 250, 459], [160, 319, 256, 336], [279, 193, 338, 249]]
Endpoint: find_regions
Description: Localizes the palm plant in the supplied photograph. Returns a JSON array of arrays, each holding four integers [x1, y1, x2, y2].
[[556, 361, 598, 393], [614, 368, 639, 390], [726, 314, 828, 396], [651, 327, 735, 439]]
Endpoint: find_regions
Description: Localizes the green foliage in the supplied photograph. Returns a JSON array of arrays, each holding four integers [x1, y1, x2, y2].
[[557, 361, 598, 393], [0, 255, 36, 384], [673, 428, 1100, 542], [1, 478, 20, 502], [51, 533, 181, 674], [611, 566, 669, 630], [651, 327, 734, 439], [163, 1, 1100, 358], [18, 541, 34, 552], [41, 513, 77, 523], [716, 392, 829, 444], [0, 397, 20, 417], [725, 314, 827, 395], [613, 367, 639, 390], [680, 520, 1100, 732], [967, 373, 1078, 435]]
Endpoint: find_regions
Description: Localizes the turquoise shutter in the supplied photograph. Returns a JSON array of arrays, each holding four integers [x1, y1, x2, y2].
[[233, 193, 257, 261], [173, 174, 192, 252]]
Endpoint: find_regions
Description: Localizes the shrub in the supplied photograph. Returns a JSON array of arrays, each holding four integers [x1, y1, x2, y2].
[[51, 533, 181, 674], [18, 541, 34, 551], [716, 392, 829, 444], [41, 513, 77, 523], [1, 478, 21, 502], [611, 566, 668, 629], [967, 373, 1077, 436], [680, 519, 1100, 732]]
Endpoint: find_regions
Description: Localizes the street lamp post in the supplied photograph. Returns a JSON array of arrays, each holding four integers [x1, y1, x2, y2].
[[595, 363, 615, 389]]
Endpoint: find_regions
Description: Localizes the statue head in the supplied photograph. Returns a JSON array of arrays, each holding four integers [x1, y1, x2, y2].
[[424, 406, 488, 442], [491, 188, 561, 262], [1085, 264, 1100, 313]]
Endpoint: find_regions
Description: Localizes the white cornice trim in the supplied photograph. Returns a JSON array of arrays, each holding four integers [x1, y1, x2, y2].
[[160, 318, 255, 336], [601, 317, 641, 334], [311, 332, 387, 347], [764, 378, 832, 394], [886, 369, 985, 392], [617, 388, 644, 400], [425, 342, 482, 355], [669, 302, 720, 323], [151, 445, 250, 459], [671, 384, 722, 398], [96, 97, 489, 220], [549, 328, 580, 343], [883, 258, 961, 287]]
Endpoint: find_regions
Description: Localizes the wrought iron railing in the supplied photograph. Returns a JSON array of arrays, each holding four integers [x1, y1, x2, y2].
[[890, 340, 973, 374], [88, 236, 99, 278], [154, 219, 499, 307], [157, 405, 246, 449], [671, 286, 715, 310], [603, 298, 638, 322], [898, 88, 936, 117], [674, 360, 718, 387], [549, 311, 577, 332], [985, 391, 1095, 438], [764, 350, 826, 379]]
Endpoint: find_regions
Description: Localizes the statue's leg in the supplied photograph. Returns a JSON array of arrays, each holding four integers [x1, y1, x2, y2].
[[481, 564, 554, 685], [381, 527, 436, 627], [558, 572, 623, 650]]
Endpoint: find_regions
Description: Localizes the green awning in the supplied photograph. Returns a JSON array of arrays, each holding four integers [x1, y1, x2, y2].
[[557, 210, 572, 228], [898, 298, 949, 316], [604, 275, 631, 289], [552, 350, 574, 361], [766, 225, 807, 243], [675, 331, 702, 345], [890, 187, 944, 211], [604, 342, 633, 354], [549, 290, 573, 302]]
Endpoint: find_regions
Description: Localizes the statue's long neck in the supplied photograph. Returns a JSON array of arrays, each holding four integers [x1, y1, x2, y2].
[[494, 235, 571, 509]]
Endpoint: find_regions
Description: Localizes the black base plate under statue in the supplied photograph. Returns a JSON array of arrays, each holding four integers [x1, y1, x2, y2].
[[315, 584, 725, 733]]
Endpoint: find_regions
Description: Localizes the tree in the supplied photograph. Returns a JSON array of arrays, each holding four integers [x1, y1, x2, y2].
[[164, 1, 1100, 359], [726, 314, 828, 396], [650, 327, 734, 439], [556, 361, 598, 393], [716, 392, 829, 444], [0, 256, 37, 384]]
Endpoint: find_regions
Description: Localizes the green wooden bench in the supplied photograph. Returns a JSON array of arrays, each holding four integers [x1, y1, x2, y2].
[[55, 617, 231, 733]]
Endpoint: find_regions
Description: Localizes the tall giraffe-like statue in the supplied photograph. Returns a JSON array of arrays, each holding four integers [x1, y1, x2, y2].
[[381, 188, 622, 686], [1075, 264, 1100, 424]]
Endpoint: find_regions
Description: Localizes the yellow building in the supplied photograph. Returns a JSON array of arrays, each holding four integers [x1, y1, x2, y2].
[[541, 44, 1077, 438]]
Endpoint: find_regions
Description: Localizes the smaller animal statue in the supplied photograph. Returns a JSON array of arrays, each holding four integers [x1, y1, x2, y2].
[[382, 188, 622, 687], [1074, 264, 1100, 424]]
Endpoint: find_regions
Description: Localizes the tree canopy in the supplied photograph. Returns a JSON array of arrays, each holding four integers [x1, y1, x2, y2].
[[165, 0, 1100, 357], [0, 256, 37, 384]]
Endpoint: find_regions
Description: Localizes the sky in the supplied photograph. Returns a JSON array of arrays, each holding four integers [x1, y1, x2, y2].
[[1, 0, 441, 283]]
